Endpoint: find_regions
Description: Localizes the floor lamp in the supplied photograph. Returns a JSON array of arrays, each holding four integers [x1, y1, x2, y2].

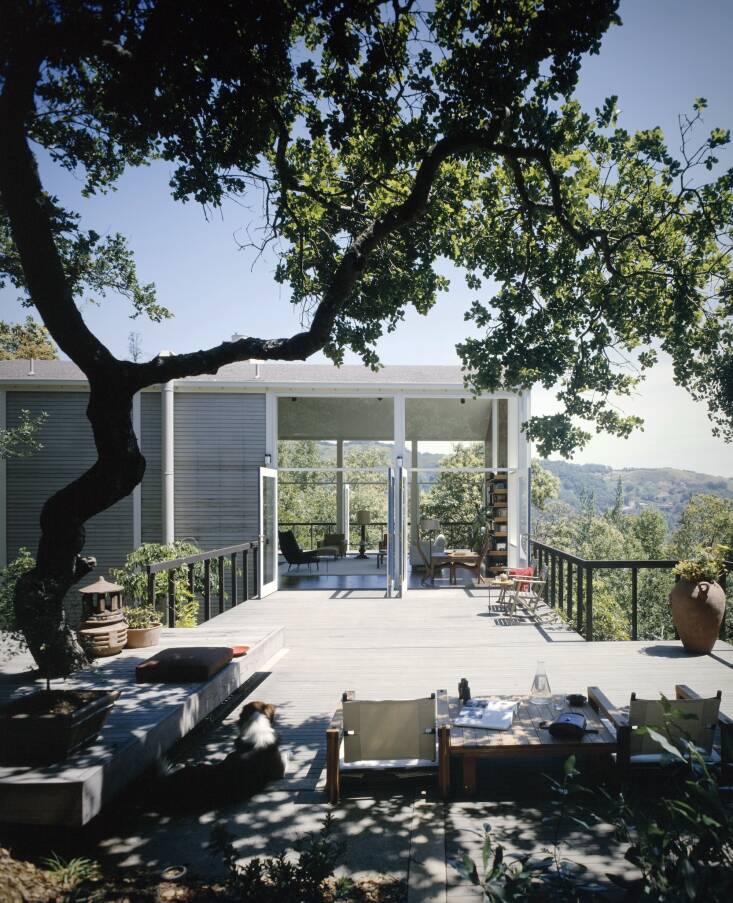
[[356, 510, 371, 559]]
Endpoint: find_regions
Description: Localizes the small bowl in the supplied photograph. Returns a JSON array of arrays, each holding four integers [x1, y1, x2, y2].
[[161, 866, 187, 882], [566, 693, 587, 707]]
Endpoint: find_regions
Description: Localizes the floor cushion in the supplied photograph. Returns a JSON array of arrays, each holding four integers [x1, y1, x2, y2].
[[135, 646, 233, 683]]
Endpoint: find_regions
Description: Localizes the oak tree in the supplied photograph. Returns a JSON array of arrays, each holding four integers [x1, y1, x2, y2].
[[1, 0, 731, 673]]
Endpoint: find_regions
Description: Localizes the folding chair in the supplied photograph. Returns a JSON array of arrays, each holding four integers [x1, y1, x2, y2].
[[325, 691, 449, 803], [505, 565, 548, 618]]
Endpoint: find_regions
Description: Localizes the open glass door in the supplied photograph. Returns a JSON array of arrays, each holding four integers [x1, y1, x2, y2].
[[398, 464, 408, 596], [258, 467, 278, 597]]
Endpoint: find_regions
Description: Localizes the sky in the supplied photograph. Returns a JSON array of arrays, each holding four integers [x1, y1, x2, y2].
[[1, 0, 732, 477]]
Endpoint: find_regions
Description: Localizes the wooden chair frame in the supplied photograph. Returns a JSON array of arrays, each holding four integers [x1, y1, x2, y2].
[[505, 566, 548, 618], [588, 684, 733, 777], [326, 690, 450, 804]]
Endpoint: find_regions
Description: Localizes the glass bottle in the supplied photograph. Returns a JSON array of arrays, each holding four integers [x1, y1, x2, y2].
[[529, 661, 552, 705]]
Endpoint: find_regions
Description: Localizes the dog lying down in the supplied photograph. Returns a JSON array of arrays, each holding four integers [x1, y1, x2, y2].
[[152, 701, 287, 812]]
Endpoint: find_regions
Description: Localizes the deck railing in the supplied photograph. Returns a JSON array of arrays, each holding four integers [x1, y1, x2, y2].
[[529, 539, 732, 643], [146, 541, 259, 627]]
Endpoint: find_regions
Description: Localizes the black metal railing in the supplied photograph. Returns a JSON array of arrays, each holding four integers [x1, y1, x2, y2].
[[529, 539, 732, 643], [146, 541, 259, 627]]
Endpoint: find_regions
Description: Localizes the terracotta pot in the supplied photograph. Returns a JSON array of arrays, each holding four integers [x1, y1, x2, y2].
[[125, 624, 162, 649], [669, 579, 726, 654]]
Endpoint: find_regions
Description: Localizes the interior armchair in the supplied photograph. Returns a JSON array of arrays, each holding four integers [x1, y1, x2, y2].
[[318, 533, 347, 558]]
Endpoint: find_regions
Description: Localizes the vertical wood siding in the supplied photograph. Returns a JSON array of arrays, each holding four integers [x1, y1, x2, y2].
[[5, 392, 133, 623], [140, 392, 162, 545]]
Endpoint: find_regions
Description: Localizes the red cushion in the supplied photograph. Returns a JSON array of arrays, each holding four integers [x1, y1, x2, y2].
[[508, 567, 534, 591], [231, 645, 250, 657]]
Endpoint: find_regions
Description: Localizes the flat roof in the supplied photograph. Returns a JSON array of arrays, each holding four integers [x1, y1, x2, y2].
[[0, 359, 482, 389]]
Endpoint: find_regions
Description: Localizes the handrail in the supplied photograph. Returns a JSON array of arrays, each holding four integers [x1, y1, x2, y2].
[[146, 540, 260, 627], [529, 539, 732, 644]]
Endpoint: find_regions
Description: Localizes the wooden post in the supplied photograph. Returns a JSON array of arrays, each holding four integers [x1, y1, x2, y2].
[[438, 725, 451, 801], [147, 569, 155, 608], [585, 567, 593, 641], [566, 560, 573, 620], [243, 549, 249, 602], [631, 567, 638, 640], [218, 556, 225, 613], [326, 728, 341, 805], [558, 558, 564, 613]]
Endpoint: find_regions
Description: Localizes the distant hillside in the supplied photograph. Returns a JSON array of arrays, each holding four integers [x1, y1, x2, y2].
[[540, 460, 733, 527]]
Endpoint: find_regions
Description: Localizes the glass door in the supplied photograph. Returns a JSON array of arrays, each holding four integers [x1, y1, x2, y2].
[[259, 467, 278, 597]]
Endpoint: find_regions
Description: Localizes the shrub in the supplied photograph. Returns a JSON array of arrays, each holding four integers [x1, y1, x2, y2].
[[210, 813, 344, 903], [673, 544, 730, 584], [122, 604, 161, 629], [112, 541, 230, 628], [0, 548, 34, 658]]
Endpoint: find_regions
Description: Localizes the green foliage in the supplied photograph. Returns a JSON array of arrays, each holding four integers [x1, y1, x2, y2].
[[41, 853, 99, 891], [452, 756, 607, 900], [0, 408, 47, 460], [0, 548, 33, 659], [673, 544, 730, 584], [0, 316, 57, 359], [421, 444, 486, 540], [122, 604, 161, 629], [111, 541, 228, 628], [672, 494, 733, 557], [210, 813, 344, 903], [530, 459, 560, 512], [3, 2, 732, 456]]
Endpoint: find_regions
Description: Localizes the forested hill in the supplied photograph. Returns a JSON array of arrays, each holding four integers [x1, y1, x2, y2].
[[540, 460, 733, 526]]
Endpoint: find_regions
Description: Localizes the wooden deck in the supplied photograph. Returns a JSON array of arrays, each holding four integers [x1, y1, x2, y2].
[[197, 586, 733, 795], [0, 622, 285, 826]]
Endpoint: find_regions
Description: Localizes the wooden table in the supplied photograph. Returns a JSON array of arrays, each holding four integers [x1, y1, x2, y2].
[[430, 550, 483, 585], [437, 694, 617, 799]]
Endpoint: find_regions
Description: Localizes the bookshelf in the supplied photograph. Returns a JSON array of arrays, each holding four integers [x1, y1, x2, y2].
[[486, 473, 509, 574]]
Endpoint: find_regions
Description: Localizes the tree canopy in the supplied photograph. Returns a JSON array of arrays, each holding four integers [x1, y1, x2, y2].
[[0, 316, 57, 360], [2, 0, 733, 673]]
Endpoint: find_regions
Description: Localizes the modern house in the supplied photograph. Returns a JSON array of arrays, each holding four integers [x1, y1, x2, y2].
[[0, 358, 531, 604]]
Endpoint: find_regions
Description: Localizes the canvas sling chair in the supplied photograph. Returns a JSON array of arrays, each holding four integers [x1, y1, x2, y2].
[[588, 684, 733, 775], [326, 691, 449, 804]]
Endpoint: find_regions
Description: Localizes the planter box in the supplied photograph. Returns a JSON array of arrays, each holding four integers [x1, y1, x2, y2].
[[126, 625, 162, 649], [0, 689, 120, 765]]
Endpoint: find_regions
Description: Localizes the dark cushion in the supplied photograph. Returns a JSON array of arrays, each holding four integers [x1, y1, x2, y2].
[[135, 646, 233, 683]]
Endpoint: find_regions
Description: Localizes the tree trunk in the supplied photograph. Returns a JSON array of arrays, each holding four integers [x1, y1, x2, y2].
[[13, 379, 145, 677]]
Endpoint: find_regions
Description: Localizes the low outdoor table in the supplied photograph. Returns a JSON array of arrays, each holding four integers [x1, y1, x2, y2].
[[437, 694, 617, 799], [485, 576, 514, 610]]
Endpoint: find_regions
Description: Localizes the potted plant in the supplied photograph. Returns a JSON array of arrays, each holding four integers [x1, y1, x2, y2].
[[123, 604, 163, 648], [670, 545, 729, 654], [0, 649, 119, 765]]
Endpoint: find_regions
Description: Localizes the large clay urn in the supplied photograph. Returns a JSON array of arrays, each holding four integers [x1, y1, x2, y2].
[[669, 579, 726, 654]]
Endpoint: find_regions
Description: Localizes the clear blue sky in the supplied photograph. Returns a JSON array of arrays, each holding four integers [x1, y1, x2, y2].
[[2, 1, 732, 475]]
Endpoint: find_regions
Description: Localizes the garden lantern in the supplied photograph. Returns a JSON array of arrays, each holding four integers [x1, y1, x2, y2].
[[78, 576, 128, 657]]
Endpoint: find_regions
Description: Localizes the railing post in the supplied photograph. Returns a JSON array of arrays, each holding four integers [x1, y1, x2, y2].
[[167, 570, 176, 628], [558, 558, 564, 613], [576, 565, 583, 634], [253, 544, 259, 597], [585, 567, 593, 641], [550, 553, 556, 608], [203, 558, 211, 621], [631, 567, 638, 641], [218, 556, 225, 613], [147, 568, 155, 608], [566, 560, 573, 620], [243, 549, 249, 601], [231, 553, 237, 605]]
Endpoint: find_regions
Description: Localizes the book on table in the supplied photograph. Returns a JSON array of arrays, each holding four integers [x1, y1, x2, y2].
[[454, 698, 517, 730]]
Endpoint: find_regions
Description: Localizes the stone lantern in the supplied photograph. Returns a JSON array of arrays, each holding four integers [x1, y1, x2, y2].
[[77, 576, 128, 657]]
